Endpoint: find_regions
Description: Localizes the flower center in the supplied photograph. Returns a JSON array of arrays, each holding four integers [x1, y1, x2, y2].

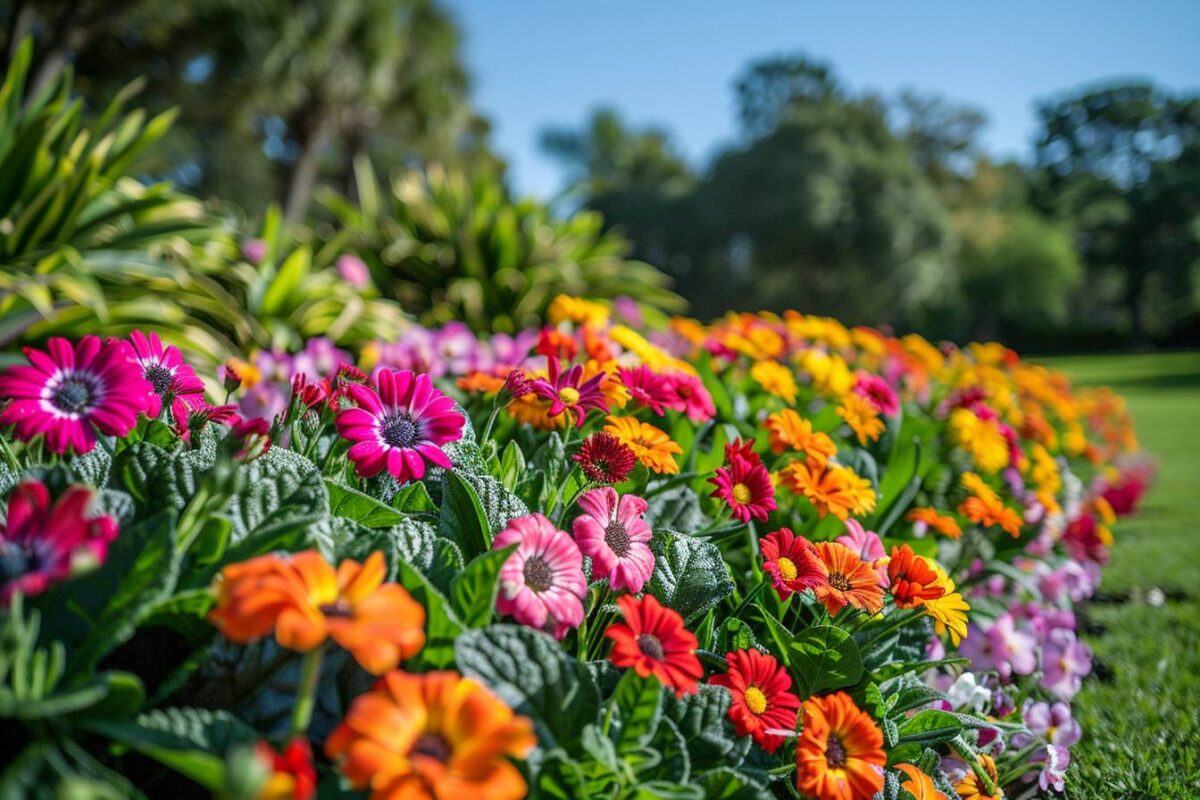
[[381, 414, 419, 448], [825, 733, 848, 768], [410, 732, 452, 763], [828, 572, 853, 592], [558, 386, 581, 405], [604, 520, 631, 556], [319, 600, 353, 618], [523, 556, 554, 593], [143, 363, 174, 395], [52, 376, 95, 414], [0, 542, 39, 580], [777, 556, 799, 581], [743, 686, 768, 715], [732, 483, 753, 505], [636, 633, 665, 661]]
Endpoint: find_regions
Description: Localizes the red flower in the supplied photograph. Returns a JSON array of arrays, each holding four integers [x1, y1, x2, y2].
[[710, 649, 800, 753], [254, 738, 316, 800], [887, 544, 945, 608], [606, 594, 702, 696], [760, 528, 828, 598], [709, 439, 776, 523], [573, 432, 637, 485], [536, 328, 578, 361]]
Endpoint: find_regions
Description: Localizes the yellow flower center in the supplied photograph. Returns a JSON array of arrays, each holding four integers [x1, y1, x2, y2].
[[777, 557, 798, 581], [732, 483, 753, 504], [743, 686, 768, 715], [558, 386, 581, 405]]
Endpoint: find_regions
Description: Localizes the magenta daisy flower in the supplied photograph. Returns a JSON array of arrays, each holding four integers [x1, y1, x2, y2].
[[666, 372, 716, 422], [572, 487, 655, 593], [853, 372, 900, 417], [0, 336, 152, 454], [494, 513, 586, 639], [334, 369, 465, 481], [709, 440, 776, 523], [529, 359, 608, 427], [127, 330, 206, 424], [1, 482, 118, 602], [618, 365, 677, 416]]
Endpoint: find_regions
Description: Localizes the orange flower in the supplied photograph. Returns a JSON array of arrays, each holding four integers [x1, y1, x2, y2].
[[906, 507, 962, 539], [957, 473, 1022, 538], [895, 764, 949, 800], [781, 461, 876, 521], [457, 371, 506, 394], [886, 544, 945, 608], [954, 754, 1003, 800], [765, 409, 837, 465], [209, 551, 425, 675], [813, 542, 884, 615], [325, 670, 535, 800], [604, 416, 682, 474], [837, 393, 885, 445], [795, 691, 886, 800]]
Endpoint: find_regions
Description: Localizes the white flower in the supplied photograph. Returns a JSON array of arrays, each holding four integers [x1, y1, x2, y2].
[[947, 672, 991, 712]]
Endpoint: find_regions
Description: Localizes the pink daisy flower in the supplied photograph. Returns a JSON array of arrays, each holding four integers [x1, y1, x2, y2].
[[127, 330, 206, 424], [1, 482, 118, 602], [709, 440, 776, 523], [572, 487, 655, 593], [335, 369, 465, 481], [618, 365, 677, 416], [853, 372, 900, 417], [529, 359, 608, 427], [0, 336, 152, 454], [666, 372, 716, 422], [494, 513, 586, 638]]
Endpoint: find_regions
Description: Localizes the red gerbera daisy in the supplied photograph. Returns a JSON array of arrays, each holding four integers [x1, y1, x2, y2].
[[710, 649, 801, 753], [572, 432, 637, 485], [605, 594, 702, 697], [760, 528, 828, 598], [709, 440, 776, 523]]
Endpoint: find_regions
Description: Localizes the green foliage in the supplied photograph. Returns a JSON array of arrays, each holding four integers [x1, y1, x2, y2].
[[323, 159, 684, 333], [646, 529, 735, 624]]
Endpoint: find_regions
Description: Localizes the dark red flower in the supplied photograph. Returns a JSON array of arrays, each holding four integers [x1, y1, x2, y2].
[[254, 738, 316, 800], [573, 432, 637, 484], [760, 528, 828, 598]]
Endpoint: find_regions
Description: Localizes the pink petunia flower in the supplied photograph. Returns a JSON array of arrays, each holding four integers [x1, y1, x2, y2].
[[494, 514, 586, 638], [335, 369, 465, 482], [1041, 628, 1092, 699], [529, 359, 608, 427], [127, 330, 206, 424], [0, 336, 152, 454], [854, 372, 900, 417], [0, 482, 118, 602], [572, 487, 655, 593]]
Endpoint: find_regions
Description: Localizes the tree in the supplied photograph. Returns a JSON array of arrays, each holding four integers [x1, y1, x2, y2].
[[1034, 82, 1200, 338]]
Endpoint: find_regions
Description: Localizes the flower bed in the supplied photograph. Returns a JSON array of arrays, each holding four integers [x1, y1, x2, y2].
[[0, 302, 1146, 799]]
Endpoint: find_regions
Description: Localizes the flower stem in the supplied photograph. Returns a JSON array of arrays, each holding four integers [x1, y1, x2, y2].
[[290, 646, 325, 737]]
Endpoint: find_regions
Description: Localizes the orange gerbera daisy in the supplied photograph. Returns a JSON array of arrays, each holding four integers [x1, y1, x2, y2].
[[456, 371, 506, 395], [325, 670, 535, 800], [781, 461, 877, 521], [895, 764, 949, 800], [887, 544, 945, 608], [604, 416, 682, 474], [954, 754, 1003, 800], [765, 408, 837, 464], [209, 550, 425, 675], [957, 473, 1022, 537], [837, 393, 885, 445], [813, 542, 884, 616], [605, 593, 702, 696], [795, 692, 886, 800], [906, 507, 963, 539], [750, 360, 798, 403]]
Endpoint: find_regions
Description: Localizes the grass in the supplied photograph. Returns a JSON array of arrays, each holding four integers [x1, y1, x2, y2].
[[1036, 351, 1200, 799]]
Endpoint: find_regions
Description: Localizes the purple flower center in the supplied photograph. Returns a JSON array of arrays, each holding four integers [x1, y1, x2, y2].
[[143, 363, 174, 395], [0, 540, 47, 581], [52, 375, 96, 414], [604, 520, 631, 556], [636, 633, 664, 661], [381, 414, 419, 448], [523, 556, 554, 592], [825, 733, 848, 768], [410, 733, 452, 763]]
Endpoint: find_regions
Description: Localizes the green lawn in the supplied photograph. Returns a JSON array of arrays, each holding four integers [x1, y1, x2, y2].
[[1036, 352, 1200, 799]]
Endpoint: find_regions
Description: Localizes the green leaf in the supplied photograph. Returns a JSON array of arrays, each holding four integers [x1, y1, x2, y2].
[[695, 767, 770, 799], [326, 479, 406, 528], [455, 625, 600, 753], [439, 470, 493, 558], [396, 559, 464, 670], [897, 709, 964, 746], [661, 685, 749, 768], [647, 530, 735, 624], [392, 481, 435, 513], [224, 448, 328, 551], [450, 545, 516, 628], [496, 440, 526, 492], [612, 671, 663, 751], [790, 625, 864, 697]]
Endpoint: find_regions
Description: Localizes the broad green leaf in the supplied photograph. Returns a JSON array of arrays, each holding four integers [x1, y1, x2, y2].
[[612, 671, 663, 751], [647, 530, 735, 624], [326, 479, 406, 527], [897, 709, 964, 746], [790, 625, 864, 697], [439, 470, 493, 558], [397, 559, 464, 670], [660, 685, 749, 768], [451, 545, 516, 628]]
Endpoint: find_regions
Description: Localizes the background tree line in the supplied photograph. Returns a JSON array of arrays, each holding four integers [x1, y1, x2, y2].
[[4, 0, 1198, 349]]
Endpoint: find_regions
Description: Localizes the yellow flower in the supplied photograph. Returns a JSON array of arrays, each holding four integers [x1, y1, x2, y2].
[[798, 349, 854, 396], [604, 416, 682, 474], [750, 360, 798, 403], [948, 408, 1010, 473], [548, 295, 610, 327], [837, 393, 885, 445], [923, 562, 969, 646], [765, 409, 837, 465]]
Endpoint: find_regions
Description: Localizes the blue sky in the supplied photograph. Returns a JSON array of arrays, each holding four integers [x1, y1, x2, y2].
[[441, 0, 1200, 198]]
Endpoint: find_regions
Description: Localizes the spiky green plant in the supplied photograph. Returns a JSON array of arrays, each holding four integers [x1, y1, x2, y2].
[[322, 158, 685, 333]]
